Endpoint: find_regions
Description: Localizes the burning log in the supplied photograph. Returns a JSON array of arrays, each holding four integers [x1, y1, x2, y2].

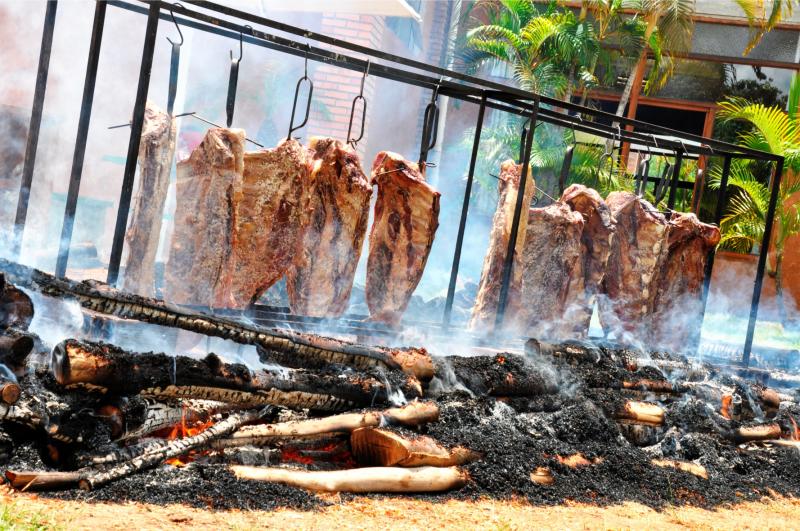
[[552, 453, 603, 468], [0, 327, 35, 373], [0, 273, 33, 330], [52, 339, 389, 411], [616, 401, 665, 425], [437, 354, 558, 397], [530, 467, 554, 485], [0, 259, 433, 381], [350, 427, 481, 467], [5, 470, 83, 491], [731, 423, 782, 443], [0, 376, 20, 405], [651, 459, 708, 479], [622, 379, 685, 395], [214, 401, 439, 449], [98, 398, 234, 441], [230, 465, 468, 493], [78, 408, 268, 491]]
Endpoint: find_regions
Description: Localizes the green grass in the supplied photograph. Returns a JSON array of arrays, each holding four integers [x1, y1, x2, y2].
[[0, 502, 63, 531]]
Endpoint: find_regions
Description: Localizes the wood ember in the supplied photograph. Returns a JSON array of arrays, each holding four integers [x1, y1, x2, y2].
[[651, 459, 708, 479], [230, 465, 468, 493], [218, 139, 315, 308], [286, 137, 372, 317], [0, 327, 35, 374], [52, 339, 389, 411], [650, 212, 721, 350], [366, 151, 440, 326], [165, 128, 246, 306], [506, 203, 584, 338], [122, 102, 176, 298], [559, 184, 616, 337], [731, 423, 782, 443], [599, 192, 669, 340], [616, 401, 665, 425], [470, 159, 535, 332], [351, 427, 481, 467], [0, 259, 434, 381], [530, 467, 554, 485]]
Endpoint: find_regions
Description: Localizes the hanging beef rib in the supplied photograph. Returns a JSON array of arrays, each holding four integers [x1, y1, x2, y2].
[[469, 159, 535, 333], [165, 128, 245, 306], [286, 137, 372, 317], [122, 102, 176, 298], [366, 151, 440, 326], [599, 191, 669, 340], [217, 138, 315, 308]]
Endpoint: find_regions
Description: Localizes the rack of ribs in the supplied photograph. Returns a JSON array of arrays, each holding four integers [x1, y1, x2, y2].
[[506, 202, 584, 339], [286, 137, 372, 317], [217, 139, 315, 308], [122, 102, 176, 298], [469, 160, 535, 333], [366, 151, 440, 326], [165, 128, 245, 306], [650, 212, 720, 350], [558, 184, 616, 338], [599, 192, 669, 340]]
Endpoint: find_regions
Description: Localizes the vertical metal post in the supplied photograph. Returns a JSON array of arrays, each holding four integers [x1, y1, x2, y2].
[[743, 157, 784, 367], [700, 155, 731, 311], [666, 149, 684, 210], [442, 91, 486, 328], [12, 0, 58, 260], [55, 0, 106, 278], [692, 155, 731, 351], [106, 1, 162, 286], [495, 98, 539, 329]]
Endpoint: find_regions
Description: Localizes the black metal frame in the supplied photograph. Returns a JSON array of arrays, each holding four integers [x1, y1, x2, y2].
[[11, 0, 784, 366]]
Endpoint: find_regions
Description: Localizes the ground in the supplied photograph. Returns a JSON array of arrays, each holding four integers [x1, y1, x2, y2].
[[3, 488, 800, 530]]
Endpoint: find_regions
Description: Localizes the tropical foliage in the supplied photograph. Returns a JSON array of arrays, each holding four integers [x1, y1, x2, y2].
[[710, 73, 800, 320]]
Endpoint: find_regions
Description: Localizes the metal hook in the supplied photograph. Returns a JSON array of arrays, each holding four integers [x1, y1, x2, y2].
[[418, 78, 442, 168], [287, 43, 314, 141], [347, 59, 370, 147], [230, 24, 249, 63], [166, 3, 184, 46]]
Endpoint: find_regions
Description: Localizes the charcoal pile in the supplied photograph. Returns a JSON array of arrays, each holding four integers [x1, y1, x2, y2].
[[2, 259, 800, 510]]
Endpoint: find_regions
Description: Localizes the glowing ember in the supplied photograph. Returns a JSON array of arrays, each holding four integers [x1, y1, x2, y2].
[[720, 395, 733, 420], [162, 407, 214, 467]]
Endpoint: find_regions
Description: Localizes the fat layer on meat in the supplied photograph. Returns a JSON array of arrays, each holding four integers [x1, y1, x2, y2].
[[217, 138, 315, 308], [506, 202, 584, 339], [123, 102, 176, 297], [366, 151, 440, 326], [469, 159, 535, 333], [165, 127, 245, 306], [286, 137, 372, 317]]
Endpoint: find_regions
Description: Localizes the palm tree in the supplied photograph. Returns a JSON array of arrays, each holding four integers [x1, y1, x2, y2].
[[736, 0, 796, 54], [612, 0, 694, 119], [709, 74, 800, 321]]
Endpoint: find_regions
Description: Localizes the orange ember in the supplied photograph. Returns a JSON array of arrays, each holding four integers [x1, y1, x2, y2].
[[497, 356, 506, 364], [163, 407, 215, 467], [720, 395, 733, 420], [789, 417, 800, 441]]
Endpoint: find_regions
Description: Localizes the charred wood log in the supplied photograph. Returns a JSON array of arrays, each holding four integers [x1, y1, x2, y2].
[[230, 465, 468, 493], [436, 354, 558, 397], [52, 339, 389, 411], [79, 407, 268, 491], [213, 401, 439, 449], [0, 259, 433, 381], [350, 427, 481, 467], [730, 423, 782, 443], [617, 420, 666, 447], [622, 379, 686, 395], [0, 375, 20, 405], [616, 401, 665, 425], [530, 467, 554, 485], [4, 470, 83, 491], [0, 327, 36, 374], [0, 273, 33, 330]]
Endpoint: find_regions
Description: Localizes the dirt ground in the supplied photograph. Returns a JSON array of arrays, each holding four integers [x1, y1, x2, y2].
[[4, 488, 800, 530]]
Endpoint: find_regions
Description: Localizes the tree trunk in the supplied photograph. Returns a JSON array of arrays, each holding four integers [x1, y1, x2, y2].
[[614, 49, 646, 119]]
